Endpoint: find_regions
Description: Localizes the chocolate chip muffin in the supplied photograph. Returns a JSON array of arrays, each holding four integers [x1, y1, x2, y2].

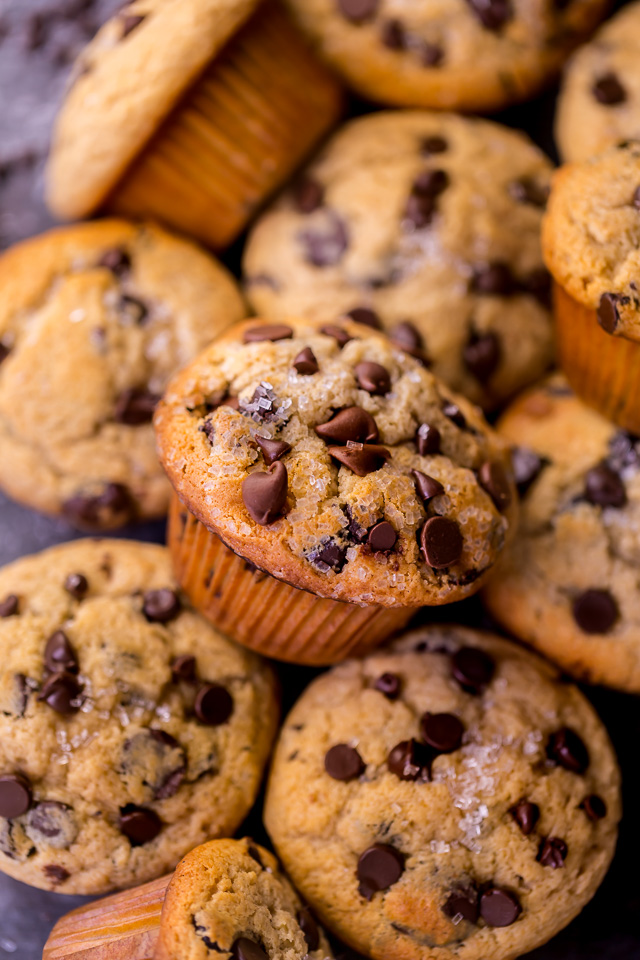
[[0, 539, 277, 894], [0, 219, 245, 529], [264, 623, 620, 960], [243, 111, 554, 411], [484, 374, 640, 692], [556, 1, 640, 163], [280, 0, 610, 112], [155, 317, 516, 663]]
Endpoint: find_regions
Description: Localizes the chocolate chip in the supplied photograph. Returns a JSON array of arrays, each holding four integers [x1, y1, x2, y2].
[[119, 295, 148, 325], [508, 177, 549, 208], [243, 324, 293, 343], [463, 332, 500, 382], [295, 176, 324, 214], [194, 683, 234, 726], [119, 805, 162, 845], [242, 462, 288, 525], [381, 18, 405, 48], [420, 41, 444, 66], [537, 836, 568, 868], [420, 516, 463, 568], [316, 407, 379, 444], [37, 673, 82, 715], [633, 186, 640, 211], [421, 136, 448, 155], [346, 307, 382, 329], [390, 320, 422, 351], [478, 461, 512, 511], [62, 483, 134, 529], [143, 589, 181, 623], [232, 939, 268, 960], [416, 423, 441, 455], [412, 470, 444, 502], [300, 216, 349, 267], [98, 247, 131, 276], [443, 885, 479, 923], [421, 712, 464, 753], [547, 727, 589, 774], [324, 744, 365, 781], [592, 72, 627, 105], [293, 347, 319, 375], [374, 673, 401, 698], [572, 589, 618, 634], [240, 383, 287, 425], [43, 865, 70, 885], [0, 774, 32, 819], [581, 794, 607, 821], [114, 387, 159, 425], [452, 646, 495, 694], [247, 843, 264, 867], [368, 520, 397, 552], [64, 573, 88, 600], [441, 402, 466, 428], [328, 443, 391, 476], [171, 654, 196, 683], [0, 344, 11, 365], [44, 631, 78, 675], [337, 0, 378, 23], [470, 261, 515, 296], [597, 292, 622, 333], [357, 843, 404, 900], [387, 740, 431, 781], [510, 800, 539, 835], [0, 594, 19, 618], [121, 13, 144, 36], [26, 802, 77, 848], [355, 361, 391, 395], [479, 888, 521, 927], [511, 447, 545, 496], [309, 540, 347, 572], [405, 170, 449, 228], [298, 908, 319, 951], [255, 436, 291, 465], [321, 324, 353, 348], [465, 0, 512, 29], [584, 463, 626, 507]]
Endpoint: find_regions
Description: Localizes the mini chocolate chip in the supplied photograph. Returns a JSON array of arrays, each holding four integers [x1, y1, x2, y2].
[[509, 177, 549, 207], [511, 447, 545, 496], [337, 0, 378, 23], [321, 324, 353, 347], [537, 836, 568, 868], [374, 673, 401, 699], [421, 136, 448, 155], [294, 176, 324, 213], [441, 402, 466, 428], [242, 462, 288, 525], [114, 387, 159, 425], [43, 865, 70, 884], [315, 407, 379, 444], [584, 463, 626, 507], [633, 186, 640, 211], [412, 470, 444, 502], [298, 908, 319, 951], [143, 589, 181, 623], [547, 727, 589, 774], [510, 800, 540, 835], [479, 888, 521, 927], [479, 461, 512, 511], [293, 347, 319, 375], [597, 292, 622, 333], [387, 740, 431, 781], [421, 712, 464, 753], [119, 805, 162, 845], [0, 774, 32, 819], [119, 295, 148, 324], [194, 684, 234, 726], [99, 247, 131, 276], [463, 332, 500, 382], [233, 938, 268, 960], [416, 423, 441, 455], [581, 794, 607, 821], [300, 217, 349, 267], [255, 436, 291, 465], [465, 0, 512, 28], [592, 72, 627, 105], [368, 520, 397, 552], [324, 744, 365, 781], [121, 13, 144, 36], [44, 631, 78, 675], [572, 589, 619, 634], [420, 516, 463, 568], [37, 673, 82, 715], [381, 18, 405, 48], [64, 573, 88, 600], [355, 361, 391, 395], [309, 540, 347, 572], [357, 843, 404, 900], [171, 654, 196, 683], [470, 261, 515, 296], [62, 483, 134, 529], [328, 443, 391, 476], [452, 646, 495, 694], [243, 324, 293, 343], [443, 885, 479, 923], [0, 594, 19, 618]]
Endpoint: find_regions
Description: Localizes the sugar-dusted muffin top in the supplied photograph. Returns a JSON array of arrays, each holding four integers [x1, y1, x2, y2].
[[0, 540, 277, 894], [154, 318, 517, 608], [265, 624, 620, 960]]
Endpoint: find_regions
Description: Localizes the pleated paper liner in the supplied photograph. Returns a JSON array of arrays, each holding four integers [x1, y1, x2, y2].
[[43, 874, 170, 960], [107, 1, 343, 249], [168, 493, 415, 666], [554, 283, 640, 434]]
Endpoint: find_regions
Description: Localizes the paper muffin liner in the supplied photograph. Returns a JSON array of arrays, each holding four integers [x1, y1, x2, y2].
[[167, 493, 415, 665], [43, 874, 170, 960], [554, 282, 640, 433], [107, 1, 342, 249]]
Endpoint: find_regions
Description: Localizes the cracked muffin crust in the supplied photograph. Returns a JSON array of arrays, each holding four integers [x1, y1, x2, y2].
[[264, 623, 620, 960], [243, 111, 554, 411], [156, 838, 333, 960], [154, 317, 517, 608], [484, 375, 640, 691], [0, 539, 277, 894], [0, 219, 245, 529], [280, 0, 610, 112]]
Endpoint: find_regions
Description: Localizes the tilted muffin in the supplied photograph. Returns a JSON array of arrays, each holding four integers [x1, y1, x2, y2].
[[264, 624, 620, 960], [542, 140, 640, 432], [155, 317, 517, 663], [244, 111, 554, 411], [280, 0, 610, 113], [556, 1, 640, 163], [0, 540, 277, 894], [484, 375, 640, 692], [0, 219, 245, 529]]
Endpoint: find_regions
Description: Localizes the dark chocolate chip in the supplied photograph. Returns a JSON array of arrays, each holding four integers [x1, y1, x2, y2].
[[295, 177, 324, 214], [420, 41, 444, 66], [119, 805, 162, 846], [143, 589, 181, 623], [511, 800, 540, 835], [255, 436, 291, 465], [293, 347, 319, 375], [242, 462, 288, 525], [421, 136, 448, 155], [412, 470, 444, 502], [416, 423, 441, 456], [357, 843, 404, 900], [547, 727, 589, 774], [0, 594, 19, 618], [315, 407, 379, 444], [420, 516, 463, 568], [508, 177, 549, 208], [441, 402, 466, 428], [232, 938, 268, 960], [243, 324, 293, 343], [421, 712, 464, 753], [572, 589, 618, 634], [121, 13, 144, 36], [114, 387, 159, 425], [592, 72, 627, 105], [43, 865, 70, 884], [119, 295, 148, 325], [405, 170, 449, 228], [465, 0, 512, 29], [479, 461, 512, 511], [387, 739, 432, 781], [62, 483, 134, 529], [98, 247, 131, 276], [298, 908, 319, 951], [537, 836, 568, 868], [321, 324, 354, 348], [0, 774, 32, 819], [511, 447, 545, 496], [194, 684, 234, 726], [44, 631, 78, 675], [240, 383, 286, 425], [470, 261, 515, 296], [328, 443, 391, 476], [324, 744, 365, 781], [171, 654, 197, 684], [599, 291, 624, 334], [346, 307, 382, 329], [367, 520, 397, 552], [479, 887, 521, 927], [374, 673, 401, 699], [581, 794, 607, 821], [463, 332, 500, 382], [390, 321, 422, 352], [452, 646, 495, 694], [37, 673, 82, 715], [584, 463, 626, 508], [309, 540, 347, 572], [0, 343, 11, 365], [300, 217, 349, 267], [64, 573, 88, 600], [355, 361, 391, 395], [337, 0, 379, 23], [443, 885, 479, 923], [381, 18, 405, 48]]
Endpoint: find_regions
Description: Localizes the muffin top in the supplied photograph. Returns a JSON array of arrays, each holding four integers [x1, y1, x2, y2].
[[485, 375, 640, 692], [46, 0, 258, 220], [156, 838, 333, 960], [264, 624, 620, 960], [0, 219, 245, 528], [556, 1, 640, 163], [281, 0, 609, 112], [244, 111, 554, 410], [0, 540, 277, 894], [543, 140, 640, 340], [154, 318, 517, 608]]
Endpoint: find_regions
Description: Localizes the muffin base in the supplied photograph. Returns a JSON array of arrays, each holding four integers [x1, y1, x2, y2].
[[108, 1, 343, 249], [168, 494, 415, 665], [555, 283, 640, 434]]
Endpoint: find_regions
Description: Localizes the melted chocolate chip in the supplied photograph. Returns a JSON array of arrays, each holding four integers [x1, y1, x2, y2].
[[592, 72, 627, 105], [0, 774, 32, 819], [298, 908, 319, 951], [412, 470, 444, 502], [452, 646, 495, 694], [114, 387, 159, 425], [421, 712, 464, 753], [232, 939, 268, 960], [581, 794, 607, 821], [143, 589, 181, 623], [293, 347, 319, 375], [295, 177, 324, 213], [572, 589, 618, 634], [119, 805, 162, 845], [368, 521, 397, 552], [374, 672, 401, 699], [584, 463, 626, 507], [511, 800, 540, 835], [357, 843, 404, 900], [171, 654, 197, 684], [337, 0, 379, 23], [537, 836, 568, 868], [509, 177, 549, 208], [355, 361, 391, 395], [387, 739, 431, 781], [463, 332, 500, 382], [420, 516, 463, 568], [62, 483, 134, 529], [299, 216, 349, 267], [44, 631, 78, 675], [255, 436, 291, 465], [416, 423, 441, 455], [37, 673, 82, 715], [99, 247, 131, 276], [321, 324, 354, 347], [194, 684, 234, 726], [511, 447, 545, 496], [443, 885, 479, 923], [0, 594, 19, 618], [243, 324, 293, 343], [479, 887, 521, 927], [324, 744, 365, 781], [43, 865, 70, 885], [64, 573, 88, 600], [346, 307, 382, 329], [470, 261, 515, 296], [316, 407, 379, 444], [547, 727, 589, 774], [478, 461, 512, 511], [27, 802, 77, 847], [308, 540, 347, 572], [242, 462, 288, 525], [328, 443, 390, 476]]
